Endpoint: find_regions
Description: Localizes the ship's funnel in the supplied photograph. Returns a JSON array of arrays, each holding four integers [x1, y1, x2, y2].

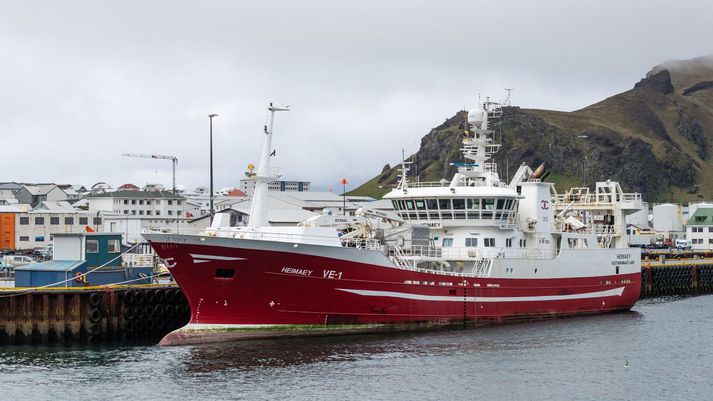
[[531, 162, 546, 179]]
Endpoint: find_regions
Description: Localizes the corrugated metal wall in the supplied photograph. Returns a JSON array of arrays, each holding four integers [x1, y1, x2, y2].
[[0, 213, 15, 249]]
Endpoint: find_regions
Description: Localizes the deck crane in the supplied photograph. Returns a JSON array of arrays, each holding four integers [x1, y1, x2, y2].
[[122, 153, 179, 194]]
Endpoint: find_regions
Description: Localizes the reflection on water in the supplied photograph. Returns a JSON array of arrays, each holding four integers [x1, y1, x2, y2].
[[1, 298, 711, 401], [181, 310, 643, 374]]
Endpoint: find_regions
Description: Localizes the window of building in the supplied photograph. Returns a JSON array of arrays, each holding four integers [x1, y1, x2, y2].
[[65, 217, 74, 225], [19, 217, 29, 225], [175, 211, 181, 217], [442, 238, 453, 247], [506, 238, 513, 247], [465, 238, 478, 247], [86, 240, 99, 253], [131, 210, 136, 215], [131, 200, 136, 205], [177, 201, 182, 206], [93, 217, 102, 225], [124, 210, 129, 215], [168, 210, 173, 215], [709, 239, 713, 244], [79, 217, 88, 225], [139, 200, 144, 205], [35, 217, 45, 225], [156, 211, 161, 216], [709, 227, 713, 233], [19, 236, 29, 241], [123, 199, 128, 204], [147, 210, 152, 216], [108, 239, 120, 253], [50, 217, 59, 225], [146, 200, 151, 205], [484, 238, 495, 247], [168, 200, 173, 205]]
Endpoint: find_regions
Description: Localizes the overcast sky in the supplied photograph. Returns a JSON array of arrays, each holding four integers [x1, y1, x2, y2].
[[1, 0, 712, 192]]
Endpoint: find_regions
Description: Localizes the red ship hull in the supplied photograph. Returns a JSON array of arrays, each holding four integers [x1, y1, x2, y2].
[[145, 234, 641, 345]]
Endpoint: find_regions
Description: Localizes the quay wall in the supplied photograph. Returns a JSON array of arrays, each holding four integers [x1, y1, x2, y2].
[[0, 285, 189, 345]]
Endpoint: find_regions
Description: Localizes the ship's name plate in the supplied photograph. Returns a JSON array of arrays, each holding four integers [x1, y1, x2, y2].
[[281, 267, 313, 276], [420, 221, 443, 228]]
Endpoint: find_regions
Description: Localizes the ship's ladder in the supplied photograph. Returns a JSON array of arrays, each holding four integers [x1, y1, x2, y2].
[[390, 246, 413, 269], [473, 258, 493, 277]]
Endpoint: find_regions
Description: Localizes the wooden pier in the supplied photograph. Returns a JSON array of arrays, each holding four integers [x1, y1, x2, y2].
[[0, 285, 189, 345]]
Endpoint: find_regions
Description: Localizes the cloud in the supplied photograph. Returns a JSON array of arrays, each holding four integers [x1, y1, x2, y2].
[[0, 0, 712, 191]]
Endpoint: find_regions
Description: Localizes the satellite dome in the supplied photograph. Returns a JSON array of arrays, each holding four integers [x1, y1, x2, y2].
[[467, 108, 484, 125]]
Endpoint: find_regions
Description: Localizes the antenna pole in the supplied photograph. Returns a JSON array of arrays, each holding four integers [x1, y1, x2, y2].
[[504, 88, 515, 106]]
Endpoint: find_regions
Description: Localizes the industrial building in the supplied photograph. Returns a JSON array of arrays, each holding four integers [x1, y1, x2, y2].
[[0, 201, 101, 251]]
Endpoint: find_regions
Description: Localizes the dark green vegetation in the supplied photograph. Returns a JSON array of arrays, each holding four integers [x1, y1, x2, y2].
[[352, 56, 713, 201]]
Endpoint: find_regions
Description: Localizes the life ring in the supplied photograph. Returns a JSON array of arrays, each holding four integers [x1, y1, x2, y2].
[[75, 272, 83, 283]]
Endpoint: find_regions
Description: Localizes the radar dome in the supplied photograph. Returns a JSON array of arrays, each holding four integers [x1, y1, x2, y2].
[[467, 109, 484, 125]]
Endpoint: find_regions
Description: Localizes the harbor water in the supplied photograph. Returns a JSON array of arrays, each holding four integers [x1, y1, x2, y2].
[[2, 295, 712, 400]]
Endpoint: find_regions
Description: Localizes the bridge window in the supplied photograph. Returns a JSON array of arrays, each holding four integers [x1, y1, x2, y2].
[[453, 199, 465, 209], [467, 210, 480, 219], [426, 198, 438, 210], [405, 200, 414, 210], [483, 199, 495, 210], [442, 238, 453, 247], [467, 198, 481, 209], [415, 199, 426, 210]]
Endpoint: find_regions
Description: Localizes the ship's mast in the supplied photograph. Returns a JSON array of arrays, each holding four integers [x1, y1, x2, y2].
[[396, 148, 412, 190], [248, 103, 290, 228], [450, 97, 503, 187]]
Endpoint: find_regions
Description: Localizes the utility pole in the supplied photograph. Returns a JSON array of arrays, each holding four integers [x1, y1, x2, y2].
[[208, 113, 219, 221]]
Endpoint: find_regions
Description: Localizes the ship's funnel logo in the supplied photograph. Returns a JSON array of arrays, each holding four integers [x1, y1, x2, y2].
[[540, 200, 549, 210]]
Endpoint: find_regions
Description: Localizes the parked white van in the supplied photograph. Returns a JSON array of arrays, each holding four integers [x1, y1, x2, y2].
[[2, 255, 36, 269], [675, 239, 692, 250]]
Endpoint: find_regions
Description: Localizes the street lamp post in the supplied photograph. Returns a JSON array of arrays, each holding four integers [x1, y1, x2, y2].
[[208, 114, 219, 221]]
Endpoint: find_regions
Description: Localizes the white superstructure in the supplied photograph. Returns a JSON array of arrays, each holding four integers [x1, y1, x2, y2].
[[381, 99, 644, 274]]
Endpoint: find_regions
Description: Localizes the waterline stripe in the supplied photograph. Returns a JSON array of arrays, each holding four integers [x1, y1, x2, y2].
[[189, 254, 246, 261], [336, 287, 625, 302]]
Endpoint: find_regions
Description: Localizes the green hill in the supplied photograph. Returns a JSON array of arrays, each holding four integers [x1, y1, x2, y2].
[[351, 55, 713, 202]]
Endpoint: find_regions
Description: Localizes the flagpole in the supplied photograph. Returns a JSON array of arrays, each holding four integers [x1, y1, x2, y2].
[[341, 177, 347, 215]]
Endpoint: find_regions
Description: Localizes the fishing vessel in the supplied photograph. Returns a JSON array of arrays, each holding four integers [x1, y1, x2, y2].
[[145, 100, 643, 346]]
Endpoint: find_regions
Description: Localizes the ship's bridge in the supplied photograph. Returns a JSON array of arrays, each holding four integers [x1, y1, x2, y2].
[[384, 186, 518, 226]]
